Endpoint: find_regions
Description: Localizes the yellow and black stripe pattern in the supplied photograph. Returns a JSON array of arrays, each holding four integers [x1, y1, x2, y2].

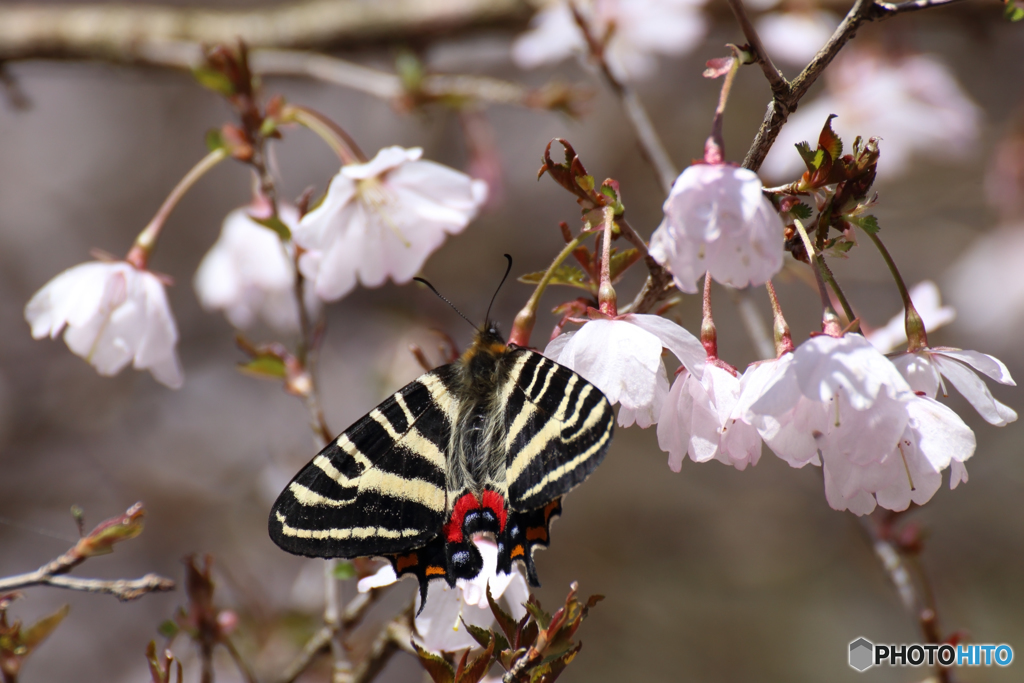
[[269, 323, 615, 603]]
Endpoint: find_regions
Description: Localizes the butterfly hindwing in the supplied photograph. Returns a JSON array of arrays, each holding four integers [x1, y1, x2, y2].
[[269, 367, 459, 558], [501, 348, 615, 512]]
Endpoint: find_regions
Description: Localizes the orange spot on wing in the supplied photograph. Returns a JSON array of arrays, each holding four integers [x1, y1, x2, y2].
[[510, 544, 525, 558], [425, 565, 446, 577], [525, 527, 548, 542], [395, 554, 418, 573], [543, 500, 560, 519]]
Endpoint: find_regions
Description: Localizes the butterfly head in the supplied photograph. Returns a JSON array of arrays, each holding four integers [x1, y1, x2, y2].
[[461, 322, 507, 366]]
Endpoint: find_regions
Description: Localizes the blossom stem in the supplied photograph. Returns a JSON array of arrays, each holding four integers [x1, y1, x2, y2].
[[765, 280, 794, 356], [792, 218, 857, 331], [508, 232, 589, 347], [706, 46, 742, 164], [284, 104, 366, 164], [701, 273, 718, 359], [126, 148, 228, 268], [598, 206, 618, 317], [861, 227, 928, 350]]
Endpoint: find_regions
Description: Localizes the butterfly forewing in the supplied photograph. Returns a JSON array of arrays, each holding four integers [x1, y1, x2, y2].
[[502, 349, 615, 512], [269, 367, 458, 558]]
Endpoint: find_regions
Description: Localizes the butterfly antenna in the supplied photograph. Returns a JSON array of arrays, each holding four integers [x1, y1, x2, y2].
[[414, 277, 477, 331], [485, 254, 514, 324]]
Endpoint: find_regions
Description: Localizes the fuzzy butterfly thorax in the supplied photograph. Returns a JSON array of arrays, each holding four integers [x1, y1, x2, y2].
[[270, 319, 615, 607]]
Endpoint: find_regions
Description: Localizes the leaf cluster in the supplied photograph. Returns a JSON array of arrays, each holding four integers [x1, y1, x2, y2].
[[414, 582, 602, 683]]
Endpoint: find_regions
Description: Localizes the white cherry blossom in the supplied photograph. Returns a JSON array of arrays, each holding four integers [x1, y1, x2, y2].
[[658, 364, 762, 471], [294, 146, 488, 302], [545, 314, 705, 428], [511, 0, 707, 82], [762, 48, 981, 181], [866, 281, 956, 353], [25, 260, 183, 388], [194, 205, 318, 333], [357, 538, 528, 653], [649, 164, 784, 294], [824, 395, 975, 514], [891, 347, 1017, 426]]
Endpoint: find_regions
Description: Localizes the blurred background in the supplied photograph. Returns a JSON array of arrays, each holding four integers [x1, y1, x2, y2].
[[1, 1, 1022, 681]]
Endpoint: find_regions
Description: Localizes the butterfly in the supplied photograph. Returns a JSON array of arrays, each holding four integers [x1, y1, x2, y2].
[[269, 261, 615, 606]]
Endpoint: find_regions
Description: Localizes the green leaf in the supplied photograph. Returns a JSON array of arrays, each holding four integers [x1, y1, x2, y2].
[[332, 561, 356, 580], [412, 642, 454, 683], [456, 636, 495, 683], [850, 214, 880, 234], [192, 67, 235, 96], [817, 114, 842, 161], [486, 584, 519, 646], [395, 50, 425, 91], [21, 604, 69, 650], [794, 141, 820, 171], [517, 265, 591, 291], [1005, 0, 1024, 21], [524, 600, 551, 631], [250, 214, 291, 240], [608, 248, 641, 283], [238, 356, 287, 379], [157, 619, 180, 639], [205, 129, 226, 153], [790, 203, 812, 220]]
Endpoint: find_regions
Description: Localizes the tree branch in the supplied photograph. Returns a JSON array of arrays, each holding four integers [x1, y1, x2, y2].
[[740, 0, 969, 172], [0, 0, 529, 62], [0, 571, 174, 602]]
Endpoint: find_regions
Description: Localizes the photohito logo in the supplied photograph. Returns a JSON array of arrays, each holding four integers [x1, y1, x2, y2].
[[848, 637, 1014, 672]]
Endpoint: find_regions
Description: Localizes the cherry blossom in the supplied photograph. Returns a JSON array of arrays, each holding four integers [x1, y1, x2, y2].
[[658, 365, 762, 471], [194, 205, 318, 333], [762, 48, 981, 180], [891, 347, 1017, 427], [648, 164, 784, 294], [755, 10, 839, 67], [511, 0, 707, 82], [823, 395, 976, 514], [356, 538, 528, 653], [25, 260, 183, 388], [544, 314, 705, 428], [866, 281, 955, 353], [294, 146, 488, 302]]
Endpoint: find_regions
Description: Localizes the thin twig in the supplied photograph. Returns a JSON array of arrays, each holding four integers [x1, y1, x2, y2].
[[277, 626, 332, 683], [724, 0, 788, 97], [740, 0, 969, 172], [223, 637, 260, 683], [860, 514, 953, 683], [0, 573, 175, 601]]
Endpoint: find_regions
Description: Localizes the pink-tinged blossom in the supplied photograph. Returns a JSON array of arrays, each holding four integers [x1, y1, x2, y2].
[[649, 164, 784, 294], [755, 10, 839, 67], [891, 347, 1017, 427], [194, 205, 318, 333], [294, 146, 488, 302], [866, 281, 956, 353], [761, 48, 981, 181], [824, 395, 975, 514], [511, 0, 707, 82], [25, 261, 183, 388], [357, 538, 528, 653], [545, 314, 705, 428], [739, 334, 941, 514], [658, 364, 762, 471]]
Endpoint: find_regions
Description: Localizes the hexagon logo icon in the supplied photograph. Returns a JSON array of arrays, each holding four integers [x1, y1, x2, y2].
[[849, 637, 874, 671]]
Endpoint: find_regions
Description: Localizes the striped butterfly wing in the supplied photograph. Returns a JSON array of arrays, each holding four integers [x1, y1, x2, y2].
[[269, 367, 457, 558], [502, 348, 615, 512]]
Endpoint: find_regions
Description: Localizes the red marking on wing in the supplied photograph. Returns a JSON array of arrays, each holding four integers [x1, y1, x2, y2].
[[443, 492, 479, 543], [481, 490, 508, 532]]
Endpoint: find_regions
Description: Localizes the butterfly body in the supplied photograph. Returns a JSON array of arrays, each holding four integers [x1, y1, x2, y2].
[[270, 323, 614, 604]]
